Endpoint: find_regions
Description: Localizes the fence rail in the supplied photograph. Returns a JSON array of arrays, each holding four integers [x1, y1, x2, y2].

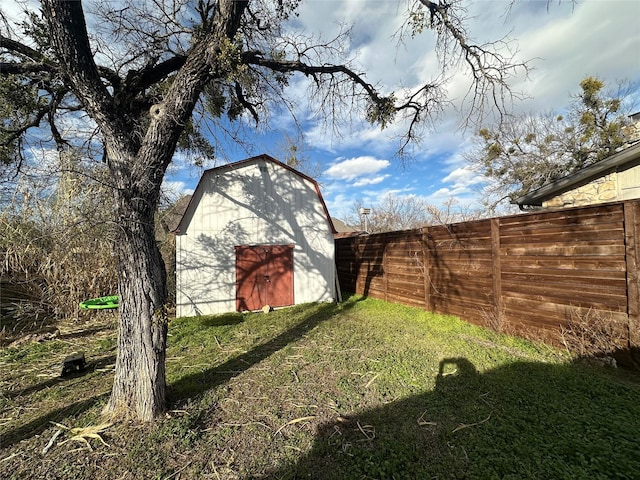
[[336, 200, 640, 367]]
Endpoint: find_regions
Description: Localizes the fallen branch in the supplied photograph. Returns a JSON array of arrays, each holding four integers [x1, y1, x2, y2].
[[417, 410, 437, 426], [275, 416, 316, 435], [50, 421, 113, 451], [356, 421, 375, 440], [452, 414, 491, 433], [42, 428, 63, 455], [0, 452, 22, 463]]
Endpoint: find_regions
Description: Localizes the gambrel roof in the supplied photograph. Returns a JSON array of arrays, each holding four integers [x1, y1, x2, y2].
[[173, 154, 336, 234]]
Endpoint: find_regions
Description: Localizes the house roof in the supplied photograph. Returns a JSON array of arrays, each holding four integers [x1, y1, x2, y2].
[[513, 141, 640, 209], [331, 217, 358, 233], [331, 217, 367, 239], [160, 194, 192, 233], [173, 154, 336, 234]]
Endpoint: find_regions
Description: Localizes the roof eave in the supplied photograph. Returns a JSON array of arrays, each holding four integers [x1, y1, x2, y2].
[[513, 142, 640, 208]]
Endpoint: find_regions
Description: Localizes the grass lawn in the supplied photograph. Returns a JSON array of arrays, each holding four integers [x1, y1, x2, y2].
[[1, 295, 639, 479]]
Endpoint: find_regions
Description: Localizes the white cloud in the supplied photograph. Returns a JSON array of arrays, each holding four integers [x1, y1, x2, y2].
[[23, 147, 60, 176], [290, 0, 640, 163], [352, 175, 388, 187], [363, 187, 406, 199], [442, 167, 478, 185], [499, 1, 640, 114], [162, 179, 193, 198], [10, 0, 639, 218], [324, 156, 390, 181], [1, 1, 38, 25], [442, 166, 484, 187], [426, 186, 476, 207], [324, 191, 358, 219]]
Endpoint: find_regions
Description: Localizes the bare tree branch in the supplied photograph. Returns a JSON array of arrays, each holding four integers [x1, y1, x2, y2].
[[407, 0, 529, 125], [0, 35, 48, 62], [40, 0, 127, 150]]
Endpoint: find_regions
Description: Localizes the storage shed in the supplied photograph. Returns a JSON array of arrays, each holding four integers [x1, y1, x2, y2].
[[174, 154, 337, 316]]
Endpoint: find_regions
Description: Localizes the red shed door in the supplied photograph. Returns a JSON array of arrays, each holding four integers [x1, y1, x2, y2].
[[235, 245, 294, 312]]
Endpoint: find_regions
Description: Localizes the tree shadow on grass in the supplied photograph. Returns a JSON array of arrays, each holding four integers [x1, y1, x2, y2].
[[0, 393, 109, 449], [1, 302, 343, 451], [199, 312, 245, 328], [56, 323, 115, 341], [2, 354, 116, 400], [0, 354, 115, 448], [168, 302, 346, 405], [261, 357, 640, 480]]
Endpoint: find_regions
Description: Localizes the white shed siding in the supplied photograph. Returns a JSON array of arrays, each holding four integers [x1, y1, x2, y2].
[[176, 158, 335, 317]]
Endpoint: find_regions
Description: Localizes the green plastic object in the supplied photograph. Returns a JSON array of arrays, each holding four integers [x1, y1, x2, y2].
[[79, 295, 119, 310]]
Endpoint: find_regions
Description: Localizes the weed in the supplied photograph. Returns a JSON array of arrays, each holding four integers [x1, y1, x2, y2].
[[479, 304, 507, 333], [560, 306, 625, 360]]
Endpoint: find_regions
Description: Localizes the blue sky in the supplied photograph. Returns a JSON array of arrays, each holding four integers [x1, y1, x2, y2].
[[164, 0, 640, 220], [4, 1, 639, 220]]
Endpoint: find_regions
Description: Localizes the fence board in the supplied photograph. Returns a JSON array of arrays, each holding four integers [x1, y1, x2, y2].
[[501, 281, 627, 309], [502, 245, 625, 256], [501, 272, 627, 290], [501, 255, 626, 271]]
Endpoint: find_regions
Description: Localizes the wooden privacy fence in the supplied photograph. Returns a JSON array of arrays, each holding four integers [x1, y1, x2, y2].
[[335, 200, 640, 366]]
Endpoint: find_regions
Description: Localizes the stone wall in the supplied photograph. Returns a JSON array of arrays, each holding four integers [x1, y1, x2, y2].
[[543, 173, 618, 208], [622, 121, 640, 145]]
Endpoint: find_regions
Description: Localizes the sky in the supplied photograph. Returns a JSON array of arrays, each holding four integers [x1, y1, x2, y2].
[[3, 1, 640, 221], [167, 0, 640, 221]]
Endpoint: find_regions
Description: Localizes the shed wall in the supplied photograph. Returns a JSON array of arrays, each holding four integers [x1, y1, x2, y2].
[[176, 160, 335, 316]]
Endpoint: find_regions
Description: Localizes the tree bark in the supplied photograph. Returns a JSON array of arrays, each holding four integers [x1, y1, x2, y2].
[[103, 161, 168, 420]]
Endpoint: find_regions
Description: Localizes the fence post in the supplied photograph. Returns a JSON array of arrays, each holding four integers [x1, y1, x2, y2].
[[624, 201, 640, 365], [356, 236, 364, 296], [383, 237, 389, 302], [491, 218, 503, 326], [422, 227, 432, 312]]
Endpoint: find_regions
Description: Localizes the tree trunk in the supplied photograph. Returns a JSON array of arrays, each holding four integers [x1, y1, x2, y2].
[[39, 0, 251, 422], [103, 175, 168, 421]]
